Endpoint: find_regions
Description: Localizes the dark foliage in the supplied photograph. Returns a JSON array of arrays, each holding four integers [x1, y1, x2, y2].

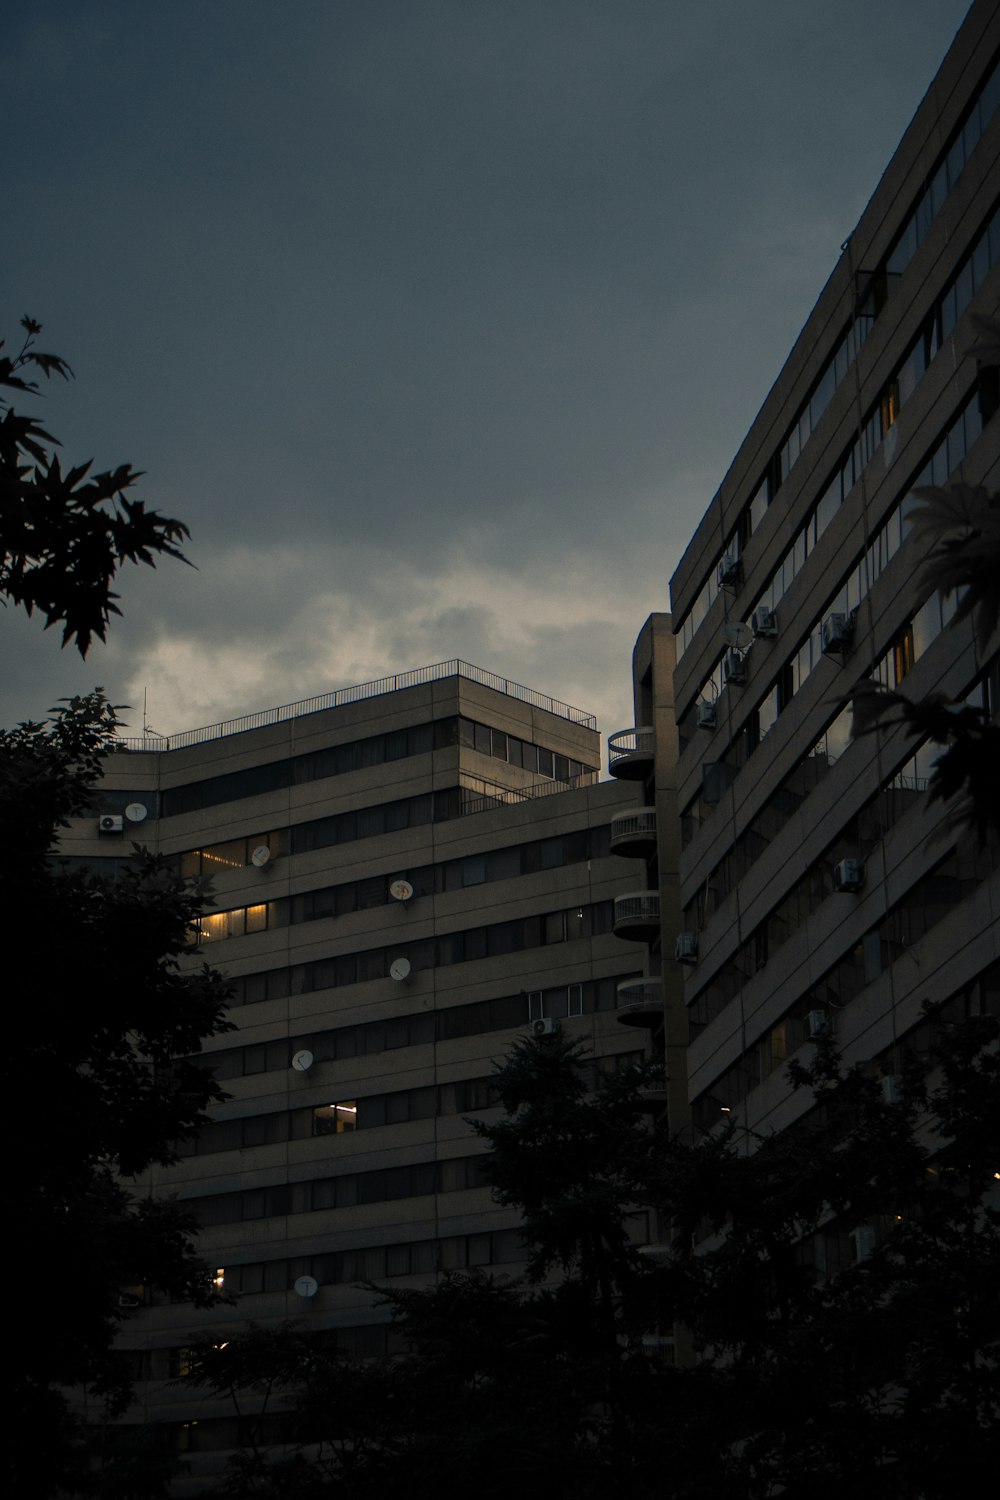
[[190, 1022, 1000, 1498], [1, 692, 232, 1496], [0, 317, 189, 654], [850, 679, 1000, 843], [848, 463, 1000, 843]]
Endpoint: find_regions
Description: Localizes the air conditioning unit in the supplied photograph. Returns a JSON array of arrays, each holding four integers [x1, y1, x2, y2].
[[99, 814, 124, 834], [675, 931, 699, 965], [751, 605, 778, 638], [850, 1225, 877, 1264], [806, 1009, 831, 1039], [530, 1017, 559, 1038], [722, 650, 747, 686], [833, 858, 865, 893], [717, 550, 741, 587], [821, 612, 855, 656], [881, 1075, 902, 1106], [696, 700, 716, 729]]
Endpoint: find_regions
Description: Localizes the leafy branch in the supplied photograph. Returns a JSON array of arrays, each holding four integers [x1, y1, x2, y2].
[[0, 316, 190, 654]]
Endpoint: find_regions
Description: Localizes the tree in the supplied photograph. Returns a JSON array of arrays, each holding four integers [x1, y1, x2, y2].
[[849, 474, 1000, 846], [1, 321, 228, 1495], [187, 1022, 1000, 1498], [2, 691, 233, 1496], [1, 318, 189, 653], [646, 1021, 1000, 1497], [849, 314, 1000, 843], [185, 1051, 695, 1499]]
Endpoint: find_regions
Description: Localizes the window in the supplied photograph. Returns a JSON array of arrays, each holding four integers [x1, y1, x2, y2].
[[313, 1102, 358, 1136], [893, 625, 915, 684]]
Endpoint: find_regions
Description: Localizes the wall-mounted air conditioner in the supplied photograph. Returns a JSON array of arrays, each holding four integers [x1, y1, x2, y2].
[[821, 612, 855, 656], [99, 814, 124, 834], [806, 1009, 831, 1039], [751, 605, 778, 639], [717, 550, 741, 587], [696, 701, 716, 729], [850, 1225, 877, 1264], [881, 1075, 902, 1106], [530, 1017, 559, 1038], [675, 931, 699, 964], [722, 650, 746, 686], [833, 858, 865, 893]]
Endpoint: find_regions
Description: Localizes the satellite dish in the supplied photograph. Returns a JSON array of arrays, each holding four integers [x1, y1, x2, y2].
[[251, 845, 272, 868], [389, 957, 411, 983], [294, 1275, 319, 1299], [720, 622, 753, 650], [291, 1049, 314, 1073], [389, 879, 414, 903], [124, 802, 148, 823]]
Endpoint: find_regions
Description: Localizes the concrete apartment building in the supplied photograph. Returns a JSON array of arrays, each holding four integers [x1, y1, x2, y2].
[[64, 661, 655, 1478], [668, 0, 1000, 1143]]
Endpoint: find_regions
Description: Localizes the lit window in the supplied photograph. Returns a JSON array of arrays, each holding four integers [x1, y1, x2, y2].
[[313, 1102, 358, 1136], [893, 625, 915, 685]]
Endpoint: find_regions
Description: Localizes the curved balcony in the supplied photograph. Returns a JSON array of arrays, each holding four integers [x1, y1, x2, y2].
[[613, 892, 661, 941], [615, 978, 664, 1027], [607, 726, 655, 780], [609, 808, 657, 858]]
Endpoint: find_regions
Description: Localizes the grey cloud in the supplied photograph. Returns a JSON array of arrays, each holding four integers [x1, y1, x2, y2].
[[1, 0, 972, 734]]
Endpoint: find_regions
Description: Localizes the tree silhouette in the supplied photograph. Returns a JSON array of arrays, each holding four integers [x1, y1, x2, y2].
[[1, 317, 189, 653]]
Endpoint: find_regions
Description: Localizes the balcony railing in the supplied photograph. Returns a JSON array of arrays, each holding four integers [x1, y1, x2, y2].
[[609, 808, 657, 857], [612, 892, 661, 940], [607, 726, 655, 779], [457, 771, 592, 817], [615, 978, 664, 1027]]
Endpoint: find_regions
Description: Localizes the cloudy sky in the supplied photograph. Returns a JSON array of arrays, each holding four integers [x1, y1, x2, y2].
[[2, 0, 972, 754]]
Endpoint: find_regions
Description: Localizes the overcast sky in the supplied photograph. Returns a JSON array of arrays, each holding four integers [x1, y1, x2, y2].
[[2, 0, 973, 756]]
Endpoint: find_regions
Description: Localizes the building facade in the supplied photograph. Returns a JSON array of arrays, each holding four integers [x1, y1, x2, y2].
[[64, 661, 653, 1483], [606, 614, 688, 1133], [668, 0, 1000, 1141]]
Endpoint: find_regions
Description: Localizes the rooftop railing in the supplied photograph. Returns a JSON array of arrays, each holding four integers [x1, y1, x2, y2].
[[117, 660, 597, 751]]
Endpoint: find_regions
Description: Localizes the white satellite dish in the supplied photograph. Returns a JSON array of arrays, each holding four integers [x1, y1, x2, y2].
[[294, 1275, 319, 1299], [389, 878, 414, 903], [720, 622, 753, 650], [291, 1049, 314, 1073], [251, 845, 272, 868], [124, 802, 148, 823], [389, 957, 411, 983]]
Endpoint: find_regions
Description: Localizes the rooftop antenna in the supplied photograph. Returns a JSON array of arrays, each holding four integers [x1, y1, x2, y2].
[[142, 687, 166, 741]]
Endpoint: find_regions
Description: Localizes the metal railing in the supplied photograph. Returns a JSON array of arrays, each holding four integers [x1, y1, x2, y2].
[[457, 771, 593, 818], [607, 726, 655, 768], [609, 809, 658, 845], [613, 892, 661, 929], [615, 978, 662, 1010], [117, 660, 598, 751]]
